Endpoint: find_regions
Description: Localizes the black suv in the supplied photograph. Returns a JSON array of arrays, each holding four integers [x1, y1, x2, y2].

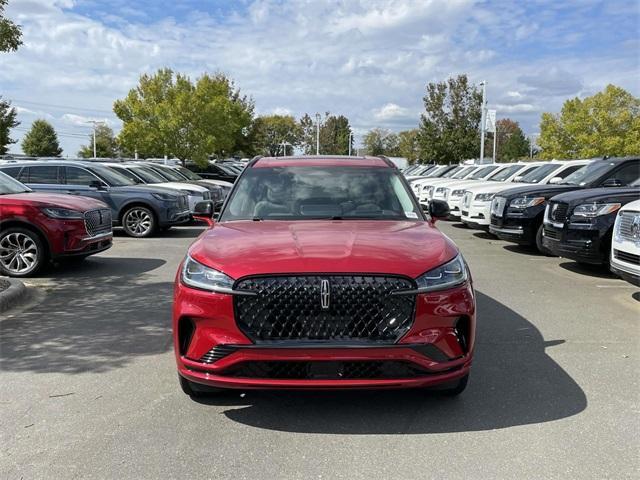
[[489, 157, 640, 252], [186, 162, 237, 183], [542, 185, 640, 264]]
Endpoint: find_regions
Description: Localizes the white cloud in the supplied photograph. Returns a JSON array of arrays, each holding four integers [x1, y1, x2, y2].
[[373, 103, 411, 121]]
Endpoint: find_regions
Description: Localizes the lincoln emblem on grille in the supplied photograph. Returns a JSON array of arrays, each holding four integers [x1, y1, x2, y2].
[[632, 216, 640, 239], [320, 279, 330, 310]]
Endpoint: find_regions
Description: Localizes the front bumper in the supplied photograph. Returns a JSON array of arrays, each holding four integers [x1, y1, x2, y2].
[[461, 202, 491, 228], [541, 223, 607, 264], [173, 280, 475, 390], [489, 215, 537, 245], [447, 196, 463, 218], [49, 220, 113, 259]]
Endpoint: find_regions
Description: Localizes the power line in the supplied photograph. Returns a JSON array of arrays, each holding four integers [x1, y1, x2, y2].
[[13, 127, 90, 139], [11, 98, 114, 115]]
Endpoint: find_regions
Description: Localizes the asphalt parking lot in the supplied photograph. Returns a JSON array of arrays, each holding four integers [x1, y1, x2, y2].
[[1, 222, 638, 480]]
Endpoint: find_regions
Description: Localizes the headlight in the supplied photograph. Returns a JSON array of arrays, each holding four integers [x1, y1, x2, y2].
[[572, 203, 621, 218], [415, 254, 469, 293], [435, 187, 446, 194], [41, 207, 84, 219], [475, 193, 495, 202], [152, 192, 178, 201], [510, 196, 546, 210], [181, 255, 235, 293], [451, 189, 466, 197]]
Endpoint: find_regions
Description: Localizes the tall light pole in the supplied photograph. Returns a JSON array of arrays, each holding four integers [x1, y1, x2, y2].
[[479, 81, 487, 163], [315, 113, 321, 155], [348, 131, 353, 156], [86, 120, 105, 158], [529, 133, 539, 159]]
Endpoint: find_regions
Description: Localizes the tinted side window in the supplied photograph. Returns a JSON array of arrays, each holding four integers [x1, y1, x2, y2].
[[602, 162, 640, 186], [555, 165, 583, 179], [0, 166, 22, 179], [65, 166, 99, 186], [25, 166, 60, 184]]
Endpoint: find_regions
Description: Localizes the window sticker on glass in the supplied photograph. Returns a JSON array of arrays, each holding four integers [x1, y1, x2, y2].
[[405, 211, 418, 219]]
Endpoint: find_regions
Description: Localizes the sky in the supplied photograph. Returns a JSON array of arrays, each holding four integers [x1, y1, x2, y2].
[[3, 0, 639, 156]]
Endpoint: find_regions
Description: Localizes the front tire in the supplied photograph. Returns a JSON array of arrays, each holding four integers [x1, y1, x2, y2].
[[0, 227, 47, 277], [121, 206, 157, 238], [440, 374, 469, 397], [178, 375, 225, 397], [536, 223, 554, 256]]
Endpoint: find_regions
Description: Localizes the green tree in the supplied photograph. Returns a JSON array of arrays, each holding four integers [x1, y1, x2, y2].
[[298, 113, 353, 155], [397, 129, 420, 163], [21, 119, 62, 156], [492, 118, 530, 162], [363, 128, 400, 156], [252, 115, 301, 156], [78, 124, 119, 158], [0, 0, 22, 52], [114, 69, 254, 164], [538, 85, 640, 159], [0, 96, 19, 154], [418, 74, 482, 163]]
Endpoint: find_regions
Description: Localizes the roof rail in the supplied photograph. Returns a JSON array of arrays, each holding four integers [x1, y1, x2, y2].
[[377, 155, 397, 168], [247, 155, 264, 167]]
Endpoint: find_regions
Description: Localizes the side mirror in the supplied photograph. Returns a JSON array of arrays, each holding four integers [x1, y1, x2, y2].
[[602, 178, 622, 187], [548, 176, 562, 184], [423, 199, 450, 221], [193, 201, 215, 226], [90, 180, 107, 190]]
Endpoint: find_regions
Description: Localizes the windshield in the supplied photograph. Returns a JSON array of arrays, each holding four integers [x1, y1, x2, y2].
[[130, 166, 168, 184], [451, 166, 475, 179], [488, 164, 523, 181], [88, 165, 136, 187], [110, 166, 142, 183], [442, 166, 463, 178], [148, 165, 185, 182], [469, 165, 499, 179], [0, 171, 31, 194], [517, 163, 559, 183], [217, 164, 239, 175], [176, 166, 202, 180], [221, 166, 422, 221], [559, 161, 613, 186]]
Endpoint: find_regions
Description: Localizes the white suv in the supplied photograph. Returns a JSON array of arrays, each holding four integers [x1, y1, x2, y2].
[[610, 199, 640, 286], [460, 160, 590, 228]]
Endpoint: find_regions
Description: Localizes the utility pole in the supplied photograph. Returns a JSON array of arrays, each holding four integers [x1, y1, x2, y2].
[[492, 129, 497, 163], [348, 131, 353, 156], [479, 81, 487, 163], [315, 113, 321, 155]]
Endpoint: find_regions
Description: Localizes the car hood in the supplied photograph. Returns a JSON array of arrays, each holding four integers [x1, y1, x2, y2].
[[495, 184, 581, 200], [148, 182, 208, 193], [112, 184, 184, 195], [1, 192, 108, 211], [465, 181, 534, 194], [189, 220, 459, 279], [549, 187, 640, 205]]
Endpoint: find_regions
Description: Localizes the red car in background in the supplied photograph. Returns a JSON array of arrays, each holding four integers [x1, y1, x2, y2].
[[173, 156, 476, 397], [0, 171, 113, 277]]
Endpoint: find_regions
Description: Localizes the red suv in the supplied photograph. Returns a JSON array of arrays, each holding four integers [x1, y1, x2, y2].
[[173, 156, 475, 396], [0, 171, 112, 277]]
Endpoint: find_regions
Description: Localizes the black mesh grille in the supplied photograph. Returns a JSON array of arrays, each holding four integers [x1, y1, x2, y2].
[[543, 225, 561, 240], [221, 360, 429, 379], [234, 275, 416, 344], [548, 201, 569, 223], [614, 249, 640, 265], [84, 209, 112, 237]]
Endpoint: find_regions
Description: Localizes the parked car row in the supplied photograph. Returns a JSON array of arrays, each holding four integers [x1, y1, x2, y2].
[[403, 157, 640, 286], [0, 159, 231, 277]]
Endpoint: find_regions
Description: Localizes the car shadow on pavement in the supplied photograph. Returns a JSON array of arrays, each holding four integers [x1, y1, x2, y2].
[[472, 231, 495, 240], [195, 291, 587, 434], [502, 244, 545, 257], [0, 257, 173, 374], [557, 261, 618, 279], [113, 226, 205, 238]]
